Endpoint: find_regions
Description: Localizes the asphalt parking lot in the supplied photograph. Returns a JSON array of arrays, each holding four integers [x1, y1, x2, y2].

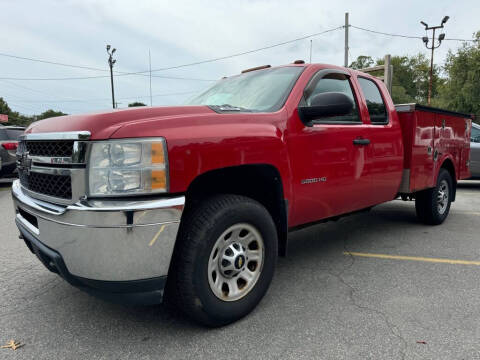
[[1, 181, 479, 360]]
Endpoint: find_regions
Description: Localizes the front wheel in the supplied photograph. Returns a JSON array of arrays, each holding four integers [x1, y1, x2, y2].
[[168, 195, 278, 327], [415, 168, 453, 225]]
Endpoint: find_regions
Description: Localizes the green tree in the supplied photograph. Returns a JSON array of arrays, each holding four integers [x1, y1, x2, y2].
[[376, 54, 443, 104], [37, 109, 67, 120], [437, 31, 480, 122], [0, 97, 12, 115], [349, 55, 374, 70], [128, 102, 147, 107], [0, 98, 67, 126], [350, 54, 442, 105], [0, 97, 29, 126]]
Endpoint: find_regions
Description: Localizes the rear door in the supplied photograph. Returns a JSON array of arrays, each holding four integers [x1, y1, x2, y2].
[[288, 69, 374, 226], [355, 77, 404, 202]]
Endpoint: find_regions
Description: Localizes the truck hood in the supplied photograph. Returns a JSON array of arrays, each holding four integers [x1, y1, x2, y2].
[[25, 106, 215, 140]]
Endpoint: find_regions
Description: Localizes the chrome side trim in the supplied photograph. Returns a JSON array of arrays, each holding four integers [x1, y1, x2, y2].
[[21, 131, 91, 141], [69, 197, 185, 212], [22, 214, 178, 229]]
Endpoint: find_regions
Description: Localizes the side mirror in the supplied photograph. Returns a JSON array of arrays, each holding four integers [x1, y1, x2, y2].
[[473, 136, 480, 143], [298, 92, 354, 126]]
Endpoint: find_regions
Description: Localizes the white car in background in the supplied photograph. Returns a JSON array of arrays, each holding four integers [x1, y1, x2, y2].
[[471, 122, 480, 179]]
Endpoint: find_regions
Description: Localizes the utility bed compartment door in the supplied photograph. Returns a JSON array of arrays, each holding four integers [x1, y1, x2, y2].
[[397, 108, 435, 192], [411, 111, 436, 191], [434, 113, 471, 181]]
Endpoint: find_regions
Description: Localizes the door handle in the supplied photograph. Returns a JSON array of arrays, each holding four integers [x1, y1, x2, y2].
[[353, 138, 370, 145]]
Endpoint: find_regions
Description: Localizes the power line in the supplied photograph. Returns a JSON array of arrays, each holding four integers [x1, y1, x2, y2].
[[0, 51, 217, 81], [350, 25, 422, 39], [0, 79, 84, 102], [0, 73, 216, 81], [0, 26, 344, 81], [2, 90, 202, 104], [0, 52, 108, 72], [144, 26, 345, 73], [350, 25, 478, 42]]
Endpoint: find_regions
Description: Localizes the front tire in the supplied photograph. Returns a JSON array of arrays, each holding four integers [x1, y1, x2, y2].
[[415, 169, 453, 225], [169, 195, 277, 327]]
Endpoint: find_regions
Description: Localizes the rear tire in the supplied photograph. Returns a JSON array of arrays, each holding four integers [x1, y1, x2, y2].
[[415, 169, 453, 225], [168, 194, 277, 327]]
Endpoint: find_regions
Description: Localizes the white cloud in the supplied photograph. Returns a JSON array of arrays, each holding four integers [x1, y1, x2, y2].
[[0, 0, 478, 114]]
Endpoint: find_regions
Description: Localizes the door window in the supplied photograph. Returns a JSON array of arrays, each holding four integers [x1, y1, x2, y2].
[[358, 77, 388, 124], [305, 73, 360, 123]]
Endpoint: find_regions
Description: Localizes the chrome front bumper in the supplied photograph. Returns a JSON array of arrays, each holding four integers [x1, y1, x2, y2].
[[11, 180, 184, 282]]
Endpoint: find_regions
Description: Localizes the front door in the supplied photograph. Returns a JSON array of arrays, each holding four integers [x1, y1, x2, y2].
[[288, 70, 374, 226]]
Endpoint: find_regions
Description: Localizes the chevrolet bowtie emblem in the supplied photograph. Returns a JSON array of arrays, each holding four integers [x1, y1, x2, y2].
[[18, 152, 32, 174]]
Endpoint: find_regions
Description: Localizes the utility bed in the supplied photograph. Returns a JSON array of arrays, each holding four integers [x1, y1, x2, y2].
[[396, 103, 472, 193]]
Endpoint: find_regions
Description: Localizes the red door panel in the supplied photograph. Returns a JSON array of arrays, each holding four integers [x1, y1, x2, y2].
[[288, 123, 372, 226]]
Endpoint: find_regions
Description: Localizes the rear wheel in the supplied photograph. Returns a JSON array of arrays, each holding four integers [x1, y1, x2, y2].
[[168, 194, 277, 327], [415, 169, 453, 225]]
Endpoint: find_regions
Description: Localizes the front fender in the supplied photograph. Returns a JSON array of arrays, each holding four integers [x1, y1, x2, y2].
[[111, 112, 292, 200]]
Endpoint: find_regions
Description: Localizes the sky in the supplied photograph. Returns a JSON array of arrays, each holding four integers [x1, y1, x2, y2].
[[0, 0, 478, 116]]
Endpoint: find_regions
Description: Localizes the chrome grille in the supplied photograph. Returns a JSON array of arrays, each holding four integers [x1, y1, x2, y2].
[[16, 131, 90, 204], [19, 171, 72, 199], [24, 140, 74, 157]]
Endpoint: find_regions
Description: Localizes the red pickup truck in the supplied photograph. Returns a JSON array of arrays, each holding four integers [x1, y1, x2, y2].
[[12, 62, 472, 326]]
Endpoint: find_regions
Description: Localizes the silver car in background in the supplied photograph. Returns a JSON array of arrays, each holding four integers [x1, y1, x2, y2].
[[471, 122, 480, 179], [0, 126, 25, 178]]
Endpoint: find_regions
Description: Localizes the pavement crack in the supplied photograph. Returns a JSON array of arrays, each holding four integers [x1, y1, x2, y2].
[[326, 232, 408, 360]]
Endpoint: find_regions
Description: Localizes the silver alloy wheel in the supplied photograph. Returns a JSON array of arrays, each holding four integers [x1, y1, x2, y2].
[[208, 223, 265, 302], [437, 179, 449, 215]]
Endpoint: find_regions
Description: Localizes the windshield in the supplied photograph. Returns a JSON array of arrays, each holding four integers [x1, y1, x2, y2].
[[187, 66, 304, 112]]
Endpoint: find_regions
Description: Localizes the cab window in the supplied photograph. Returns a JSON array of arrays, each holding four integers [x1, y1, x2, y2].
[[358, 77, 388, 124], [305, 73, 360, 123]]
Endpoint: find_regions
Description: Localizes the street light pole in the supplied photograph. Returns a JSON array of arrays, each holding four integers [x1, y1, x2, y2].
[[344, 12, 349, 67], [106, 45, 117, 109], [420, 16, 449, 105]]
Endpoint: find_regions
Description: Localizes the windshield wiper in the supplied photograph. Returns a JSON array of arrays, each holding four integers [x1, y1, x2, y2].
[[210, 104, 253, 112]]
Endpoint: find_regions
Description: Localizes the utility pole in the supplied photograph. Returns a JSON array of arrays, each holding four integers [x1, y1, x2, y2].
[[309, 40, 313, 63], [420, 16, 449, 105], [106, 45, 117, 109], [344, 12, 349, 67], [149, 50, 153, 106]]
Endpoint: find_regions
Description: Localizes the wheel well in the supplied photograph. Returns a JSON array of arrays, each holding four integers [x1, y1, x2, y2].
[[183, 164, 288, 256], [440, 158, 457, 201]]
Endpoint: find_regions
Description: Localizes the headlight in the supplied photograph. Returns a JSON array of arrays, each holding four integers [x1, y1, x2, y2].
[[88, 138, 168, 196]]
